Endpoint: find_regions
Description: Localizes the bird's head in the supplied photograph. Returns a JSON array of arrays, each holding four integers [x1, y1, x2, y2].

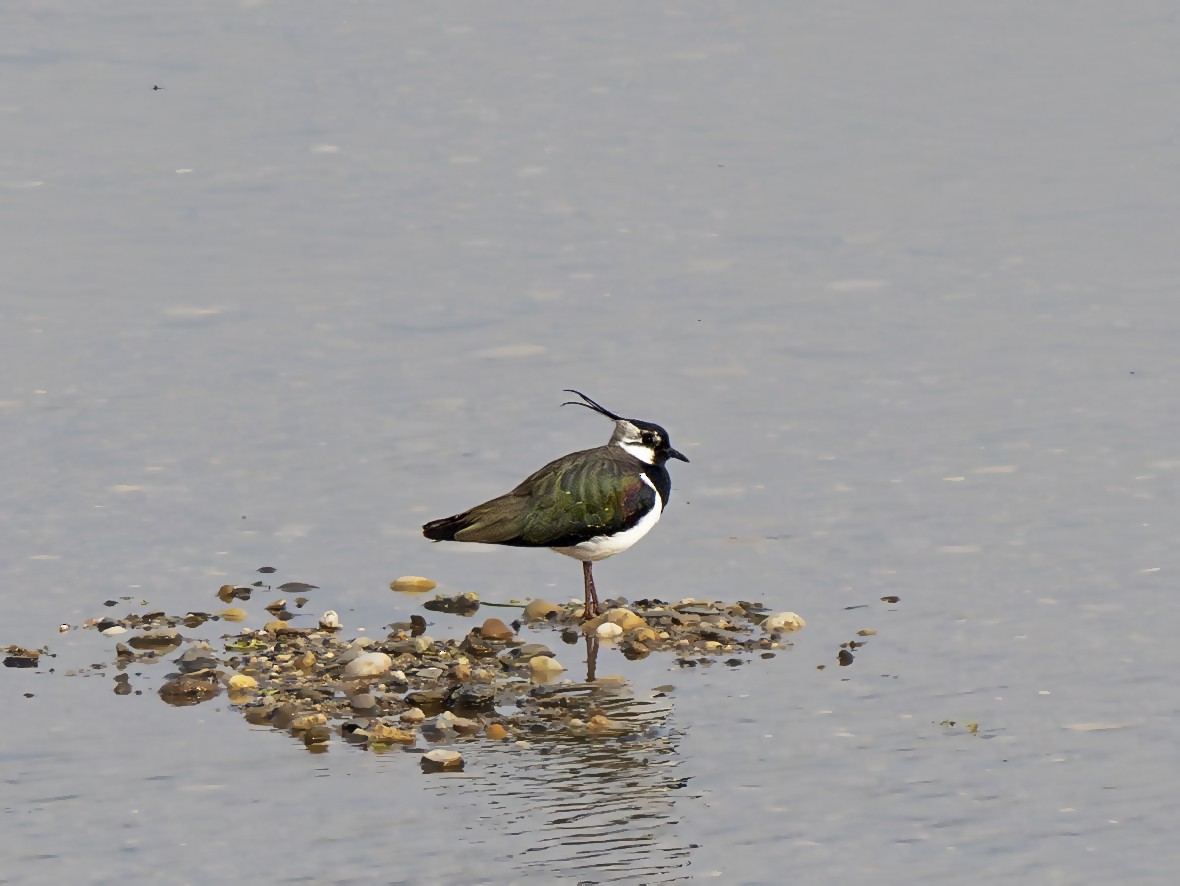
[[561, 390, 689, 466]]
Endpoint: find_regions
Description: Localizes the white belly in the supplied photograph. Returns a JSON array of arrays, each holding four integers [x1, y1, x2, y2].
[[551, 475, 664, 562]]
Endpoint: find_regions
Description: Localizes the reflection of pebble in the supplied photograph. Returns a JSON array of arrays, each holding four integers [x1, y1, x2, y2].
[[423, 592, 480, 615]]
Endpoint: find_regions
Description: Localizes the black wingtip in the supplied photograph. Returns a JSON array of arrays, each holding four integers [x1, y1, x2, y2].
[[422, 515, 463, 541], [560, 389, 623, 421]]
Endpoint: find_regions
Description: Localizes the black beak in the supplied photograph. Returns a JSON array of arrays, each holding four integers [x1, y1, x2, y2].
[[668, 448, 690, 463]]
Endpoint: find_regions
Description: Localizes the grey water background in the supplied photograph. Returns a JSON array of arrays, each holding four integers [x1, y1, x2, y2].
[[4, 2, 1180, 883]]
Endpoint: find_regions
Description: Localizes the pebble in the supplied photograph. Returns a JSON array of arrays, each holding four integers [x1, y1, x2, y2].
[[127, 628, 182, 650], [342, 651, 393, 679], [349, 692, 377, 711], [448, 683, 497, 712], [389, 576, 437, 593], [176, 646, 220, 673], [602, 608, 647, 632], [367, 723, 416, 745], [319, 610, 341, 630], [158, 674, 221, 706], [3, 646, 40, 668], [499, 643, 555, 666], [404, 688, 451, 711], [437, 712, 482, 734], [421, 749, 463, 771], [100, 625, 127, 636], [219, 607, 247, 622], [762, 611, 806, 633], [290, 713, 328, 731], [478, 618, 514, 641], [303, 725, 333, 747], [423, 592, 480, 615], [450, 661, 473, 682], [522, 599, 561, 620], [76, 580, 808, 757], [409, 636, 433, 653], [529, 656, 565, 678], [227, 674, 259, 692], [596, 622, 623, 640]]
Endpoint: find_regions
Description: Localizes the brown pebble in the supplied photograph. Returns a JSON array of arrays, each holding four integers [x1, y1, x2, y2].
[[367, 723, 416, 745], [857, 629, 877, 636], [451, 661, 473, 682], [485, 723, 508, 740], [478, 618, 514, 641], [522, 599, 561, 621]]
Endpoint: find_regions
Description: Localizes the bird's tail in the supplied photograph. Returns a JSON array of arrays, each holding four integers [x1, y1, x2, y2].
[[422, 513, 470, 541]]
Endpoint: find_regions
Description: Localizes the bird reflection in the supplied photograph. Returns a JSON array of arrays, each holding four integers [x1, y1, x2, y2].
[[430, 638, 695, 883]]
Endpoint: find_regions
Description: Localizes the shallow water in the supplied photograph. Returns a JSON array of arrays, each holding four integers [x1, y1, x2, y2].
[[5, 2, 1180, 883]]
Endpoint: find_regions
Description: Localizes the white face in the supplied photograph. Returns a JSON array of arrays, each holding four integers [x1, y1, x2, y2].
[[611, 419, 659, 464]]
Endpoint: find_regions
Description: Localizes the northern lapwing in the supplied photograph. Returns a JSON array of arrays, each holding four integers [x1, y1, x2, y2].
[[422, 390, 689, 618]]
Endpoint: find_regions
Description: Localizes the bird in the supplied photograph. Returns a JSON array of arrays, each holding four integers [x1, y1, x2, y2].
[[422, 390, 689, 618]]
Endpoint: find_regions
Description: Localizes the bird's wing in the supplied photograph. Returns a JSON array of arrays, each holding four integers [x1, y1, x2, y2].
[[450, 447, 657, 548]]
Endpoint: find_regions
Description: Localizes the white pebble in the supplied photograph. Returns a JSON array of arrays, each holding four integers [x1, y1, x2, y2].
[[762, 611, 806, 633], [422, 749, 463, 768], [529, 655, 565, 678], [596, 622, 623, 640], [319, 610, 341, 630], [342, 651, 392, 678]]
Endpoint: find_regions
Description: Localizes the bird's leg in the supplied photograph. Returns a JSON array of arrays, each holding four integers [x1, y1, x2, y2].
[[582, 561, 601, 619]]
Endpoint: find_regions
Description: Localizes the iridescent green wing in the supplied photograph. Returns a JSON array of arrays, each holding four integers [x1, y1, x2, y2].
[[517, 448, 656, 547]]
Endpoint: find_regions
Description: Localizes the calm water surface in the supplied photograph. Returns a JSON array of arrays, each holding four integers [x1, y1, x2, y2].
[[5, 3, 1180, 883]]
